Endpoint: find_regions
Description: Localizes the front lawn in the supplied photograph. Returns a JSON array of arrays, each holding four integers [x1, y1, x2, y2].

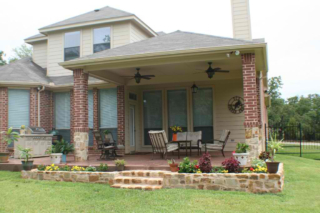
[[1, 155, 320, 213]]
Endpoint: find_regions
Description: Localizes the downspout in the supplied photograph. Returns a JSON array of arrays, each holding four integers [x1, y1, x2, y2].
[[38, 86, 45, 126]]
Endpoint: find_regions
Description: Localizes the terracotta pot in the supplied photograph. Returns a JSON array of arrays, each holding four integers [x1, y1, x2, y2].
[[0, 152, 10, 163], [172, 133, 177, 141], [266, 161, 280, 173], [116, 165, 125, 171], [169, 163, 179, 172], [21, 160, 34, 171]]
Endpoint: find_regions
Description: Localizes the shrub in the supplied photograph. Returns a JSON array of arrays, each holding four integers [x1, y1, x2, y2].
[[97, 163, 108, 172], [259, 151, 270, 161], [235, 143, 250, 153], [60, 165, 71, 171], [85, 166, 97, 172], [114, 159, 126, 166], [198, 153, 212, 173], [211, 166, 228, 173], [221, 157, 240, 173], [37, 164, 46, 171], [178, 157, 198, 173], [252, 159, 266, 168]]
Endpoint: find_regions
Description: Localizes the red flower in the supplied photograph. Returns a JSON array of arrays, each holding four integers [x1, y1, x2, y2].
[[195, 165, 199, 169], [232, 151, 236, 154], [250, 167, 254, 171]]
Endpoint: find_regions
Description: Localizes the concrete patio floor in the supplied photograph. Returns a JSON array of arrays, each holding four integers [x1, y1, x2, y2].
[[0, 151, 232, 171]]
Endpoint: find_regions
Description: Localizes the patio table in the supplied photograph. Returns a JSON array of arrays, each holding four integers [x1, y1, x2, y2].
[[169, 140, 192, 156]]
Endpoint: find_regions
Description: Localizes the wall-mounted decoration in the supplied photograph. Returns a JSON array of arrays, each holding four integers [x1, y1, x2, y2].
[[228, 96, 244, 114]]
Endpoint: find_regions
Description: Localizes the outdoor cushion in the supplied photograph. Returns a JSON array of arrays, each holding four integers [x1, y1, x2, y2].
[[177, 132, 187, 141], [167, 143, 179, 152], [187, 131, 202, 148], [206, 144, 223, 150]]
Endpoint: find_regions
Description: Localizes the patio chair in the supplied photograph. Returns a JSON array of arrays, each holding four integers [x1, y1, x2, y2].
[[148, 130, 180, 159], [177, 131, 202, 156], [93, 130, 117, 160], [204, 130, 231, 157]]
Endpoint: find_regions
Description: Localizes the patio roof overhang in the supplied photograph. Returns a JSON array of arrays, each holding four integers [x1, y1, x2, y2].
[[60, 43, 268, 86]]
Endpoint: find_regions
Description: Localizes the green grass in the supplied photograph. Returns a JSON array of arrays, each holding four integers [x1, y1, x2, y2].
[[1, 155, 320, 213], [278, 144, 320, 160]]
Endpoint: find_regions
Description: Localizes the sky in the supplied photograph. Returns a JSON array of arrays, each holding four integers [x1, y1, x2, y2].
[[0, 0, 319, 99]]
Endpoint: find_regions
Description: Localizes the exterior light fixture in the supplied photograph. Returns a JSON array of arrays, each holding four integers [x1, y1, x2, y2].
[[226, 50, 241, 57], [191, 83, 198, 93]]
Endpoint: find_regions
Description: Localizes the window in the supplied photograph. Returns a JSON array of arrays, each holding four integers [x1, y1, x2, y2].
[[54, 92, 70, 129], [8, 89, 30, 129], [88, 90, 93, 129], [143, 91, 163, 145], [64, 31, 80, 61], [93, 27, 111, 53], [167, 89, 188, 139], [193, 88, 213, 141]]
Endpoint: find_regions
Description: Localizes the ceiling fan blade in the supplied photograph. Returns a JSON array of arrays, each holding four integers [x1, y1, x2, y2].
[[215, 70, 230, 73], [141, 75, 155, 78], [141, 76, 151, 79], [212, 67, 221, 71]]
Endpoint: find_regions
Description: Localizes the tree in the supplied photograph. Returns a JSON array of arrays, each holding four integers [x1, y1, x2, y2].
[[0, 51, 6, 66], [8, 44, 32, 63], [268, 76, 285, 126], [268, 76, 283, 101]]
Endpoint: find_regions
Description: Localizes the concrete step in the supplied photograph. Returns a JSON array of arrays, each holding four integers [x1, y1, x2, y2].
[[120, 170, 166, 178], [114, 176, 163, 185], [111, 184, 163, 191]]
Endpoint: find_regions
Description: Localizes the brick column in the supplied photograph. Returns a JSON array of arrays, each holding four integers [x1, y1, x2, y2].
[[30, 88, 38, 127], [93, 88, 99, 150], [0, 88, 8, 152], [242, 53, 262, 159], [70, 90, 74, 144], [40, 91, 53, 133], [117, 86, 125, 155], [73, 69, 89, 161]]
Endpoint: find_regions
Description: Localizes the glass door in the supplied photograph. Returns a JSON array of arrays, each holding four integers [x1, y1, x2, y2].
[[167, 89, 188, 140], [193, 88, 213, 142]]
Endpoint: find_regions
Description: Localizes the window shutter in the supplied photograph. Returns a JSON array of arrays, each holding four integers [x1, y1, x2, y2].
[[99, 88, 117, 128], [8, 89, 30, 129], [54, 92, 70, 129], [88, 90, 93, 128]]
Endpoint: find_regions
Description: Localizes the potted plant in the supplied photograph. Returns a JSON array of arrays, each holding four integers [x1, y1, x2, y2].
[[56, 139, 74, 163], [0, 127, 19, 163], [104, 130, 111, 143], [17, 146, 33, 170], [20, 125, 26, 135], [114, 159, 126, 171], [232, 143, 250, 166], [170, 126, 182, 141], [168, 159, 179, 172], [46, 144, 63, 164], [266, 135, 283, 173]]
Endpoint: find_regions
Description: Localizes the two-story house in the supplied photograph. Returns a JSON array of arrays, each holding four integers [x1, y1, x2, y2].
[[0, 0, 270, 162]]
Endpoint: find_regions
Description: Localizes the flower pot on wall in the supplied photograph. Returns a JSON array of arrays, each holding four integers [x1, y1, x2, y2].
[[266, 162, 280, 173], [50, 153, 62, 164], [116, 165, 125, 171], [233, 153, 249, 166], [0, 152, 10, 163], [169, 163, 179, 172], [21, 160, 34, 170], [172, 133, 177, 141]]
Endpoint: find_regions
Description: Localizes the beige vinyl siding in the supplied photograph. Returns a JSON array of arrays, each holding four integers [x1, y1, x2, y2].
[[113, 22, 130, 48], [130, 22, 149, 43], [231, 0, 252, 40], [32, 41, 47, 68], [214, 79, 245, 151], [82, 28, 93, 56]]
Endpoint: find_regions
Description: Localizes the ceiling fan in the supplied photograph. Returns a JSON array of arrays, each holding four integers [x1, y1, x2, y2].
[[200, 62, 230, 79], [127, 68, 155, 84]]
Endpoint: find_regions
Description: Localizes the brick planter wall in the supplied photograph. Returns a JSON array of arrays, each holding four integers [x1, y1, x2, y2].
[[22, 164, 284, 194]]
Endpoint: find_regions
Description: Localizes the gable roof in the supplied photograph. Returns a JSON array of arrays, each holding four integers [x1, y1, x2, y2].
[[39, 6, 133, 31], [63, 31, 263, 64]]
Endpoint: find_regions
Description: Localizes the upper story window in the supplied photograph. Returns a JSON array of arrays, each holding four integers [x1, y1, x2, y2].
[[93, 27, 111, 53], [64, 31, 80, 61]]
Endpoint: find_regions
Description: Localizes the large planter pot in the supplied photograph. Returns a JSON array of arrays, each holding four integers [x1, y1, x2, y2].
[[50, 153, 62, 164], [116, 165, 125, 171], [169, 163, 179, 172], [233, 153, 249, 166], [62, 154, 67, 163], [266, 162, 280, 173], [105, 137, 111, 143], [20, 129, 26, 135], [21, 160, 34, 170], [172, 133, 177, 141], [0, 152, 10, 163]]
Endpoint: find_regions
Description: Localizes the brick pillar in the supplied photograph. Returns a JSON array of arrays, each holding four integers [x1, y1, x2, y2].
[[70, 90, 74, 144], [73, 69, 89, 161], [40, 91, 53, 133], [93, 88, 99, 150], [242, 53, 262, 159], [30, 88, 38, 126], [117, 86, 125, 155], [0, 88, 8, 152]]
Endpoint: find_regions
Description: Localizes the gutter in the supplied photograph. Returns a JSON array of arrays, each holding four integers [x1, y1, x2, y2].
[[38, 86, 45, 126]]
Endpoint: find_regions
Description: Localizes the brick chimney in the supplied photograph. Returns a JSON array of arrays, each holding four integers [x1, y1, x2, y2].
[[231, 0, 252, 41]]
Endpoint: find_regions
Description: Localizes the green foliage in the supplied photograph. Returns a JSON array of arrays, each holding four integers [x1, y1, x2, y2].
[[0, 51, 6, 66], [178, 157, 198, 173], [97, 163, 108, 172], [37, 165, 46, 171], [114, 159, 126, 166], [251, 159, 266, 168], [47, 139, 74, 154], [17, 146, 32, 162], [8, 44, 32, 63], [1, 127, 19, 145], [85, 166, 97, 172], [211, 166, 228, 173], [59, 165, 71, 171], [103, 129, 111, 135], [235, 143, 250, 153], [268, 135, 283, 162]]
